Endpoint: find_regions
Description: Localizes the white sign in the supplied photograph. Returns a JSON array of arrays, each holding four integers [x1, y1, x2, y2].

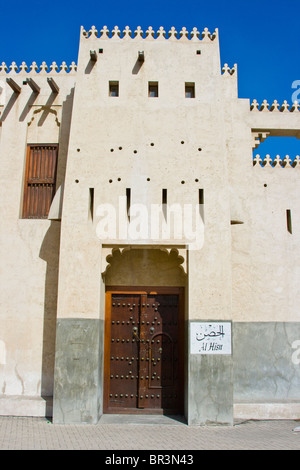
[[190, 322, 232, 355]]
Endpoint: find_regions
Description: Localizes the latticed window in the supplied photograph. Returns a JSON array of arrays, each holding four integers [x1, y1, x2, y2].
[[22, 144, 58, 219]]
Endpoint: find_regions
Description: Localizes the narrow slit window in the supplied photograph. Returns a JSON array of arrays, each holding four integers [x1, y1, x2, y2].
[[185, 82, 195, 98], [109, 81, 119, 97], [199, 189, 204, 222], [126, 188, 131, 221], [89, 188, 94, 221], [286, 209, 292, 234], [149, 82, 158, 97], [162, 188, 167, 219]]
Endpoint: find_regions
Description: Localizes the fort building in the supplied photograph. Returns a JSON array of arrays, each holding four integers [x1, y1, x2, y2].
[[0, 25, 300, 425]]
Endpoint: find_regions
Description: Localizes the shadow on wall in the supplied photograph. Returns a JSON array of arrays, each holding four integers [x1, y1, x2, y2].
[[39, 221, 61, 410], [37, 87, 74, 417]]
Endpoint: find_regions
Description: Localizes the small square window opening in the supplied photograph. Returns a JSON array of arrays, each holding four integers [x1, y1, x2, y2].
[[185, 83, 195, 98], [109, 82, 119, 97], [149, 82, 158, 97]]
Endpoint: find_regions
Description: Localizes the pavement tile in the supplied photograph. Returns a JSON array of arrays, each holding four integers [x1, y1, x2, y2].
[[0, 416, 299, 450]]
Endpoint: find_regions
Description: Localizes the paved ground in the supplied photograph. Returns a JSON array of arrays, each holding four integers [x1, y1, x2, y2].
[[0, 415, 299, 450]]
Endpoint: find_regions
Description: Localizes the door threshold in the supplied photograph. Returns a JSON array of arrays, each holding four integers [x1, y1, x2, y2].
[[98, 414, 187, 426]]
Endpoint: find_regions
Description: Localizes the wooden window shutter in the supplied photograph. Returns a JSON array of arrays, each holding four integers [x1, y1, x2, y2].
[[22, 145, 58, 219]]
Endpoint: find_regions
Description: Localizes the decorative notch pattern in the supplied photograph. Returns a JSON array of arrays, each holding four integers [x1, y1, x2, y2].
[[221, 63, 237, 75], [250, 99, 300, 113], [0, 61, 77, 75], [253, 154, 300, 167], [81, 25, 219, 42]]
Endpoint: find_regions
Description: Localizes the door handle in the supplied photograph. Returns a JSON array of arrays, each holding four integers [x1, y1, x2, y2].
[[132, 326, 140, 341]]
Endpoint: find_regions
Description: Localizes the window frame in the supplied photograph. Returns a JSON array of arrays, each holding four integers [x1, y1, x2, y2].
[[148, 81, 159, 98], [22, 144, 58, 219], [185, 82, 195, 98], [109, 81, 119, 97]]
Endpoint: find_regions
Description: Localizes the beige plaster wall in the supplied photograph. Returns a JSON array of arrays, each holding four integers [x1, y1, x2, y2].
[[231, 165, 300, 322], [224, 94, 300, 323], [56, 27, 235, 326], [0, 66, 75, 399]]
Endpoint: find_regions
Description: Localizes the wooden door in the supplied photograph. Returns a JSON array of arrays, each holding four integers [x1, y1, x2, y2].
[[104, 288, 184, 414]]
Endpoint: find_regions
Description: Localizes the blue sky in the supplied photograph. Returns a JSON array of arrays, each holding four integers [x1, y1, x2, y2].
[[1, 0, 300, 158]]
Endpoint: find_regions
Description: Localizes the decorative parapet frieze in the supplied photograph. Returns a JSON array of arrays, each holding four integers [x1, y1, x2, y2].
[[0, 61, 77, 75], [156, 26, 166, 40], [269, 100, 280, 112], [134, 26, 144, 39], [81, 25, 218, 42], [292, 155, 300, 167], [282, 155, 293, 167], [201, 27, 218, 41], [259, 99, 270, 112], [111, 26, 122, 39], [250, 99, 300, 113], [273, 155, 282, 166], [261, 154, 273, 166], [253, 155, 262, 166], [253, 154, 300, 168], [146, 26, 155, 40], [221, 63, 237, 75]]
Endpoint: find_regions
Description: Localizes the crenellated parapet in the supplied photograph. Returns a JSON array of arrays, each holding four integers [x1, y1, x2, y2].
[[0, 61, 77, 75], [253, 154, 300, 167], [80, 25, 219, 42], [249, 99, 300, 140], [250, 99, 300, 113], [0, 60, 77, 122], [221, 63, 237, 76]]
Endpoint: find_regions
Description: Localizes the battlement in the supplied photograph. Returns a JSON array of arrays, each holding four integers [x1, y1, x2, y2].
[[81, 25, 219, 42], [250, 99, 300, 113], [0, 61, 77, 75], [221, 63, 237, 75], [253, 154, 300, 167]]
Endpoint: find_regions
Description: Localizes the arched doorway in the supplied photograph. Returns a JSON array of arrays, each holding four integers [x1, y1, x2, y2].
[[102, 247, 186, 414]]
